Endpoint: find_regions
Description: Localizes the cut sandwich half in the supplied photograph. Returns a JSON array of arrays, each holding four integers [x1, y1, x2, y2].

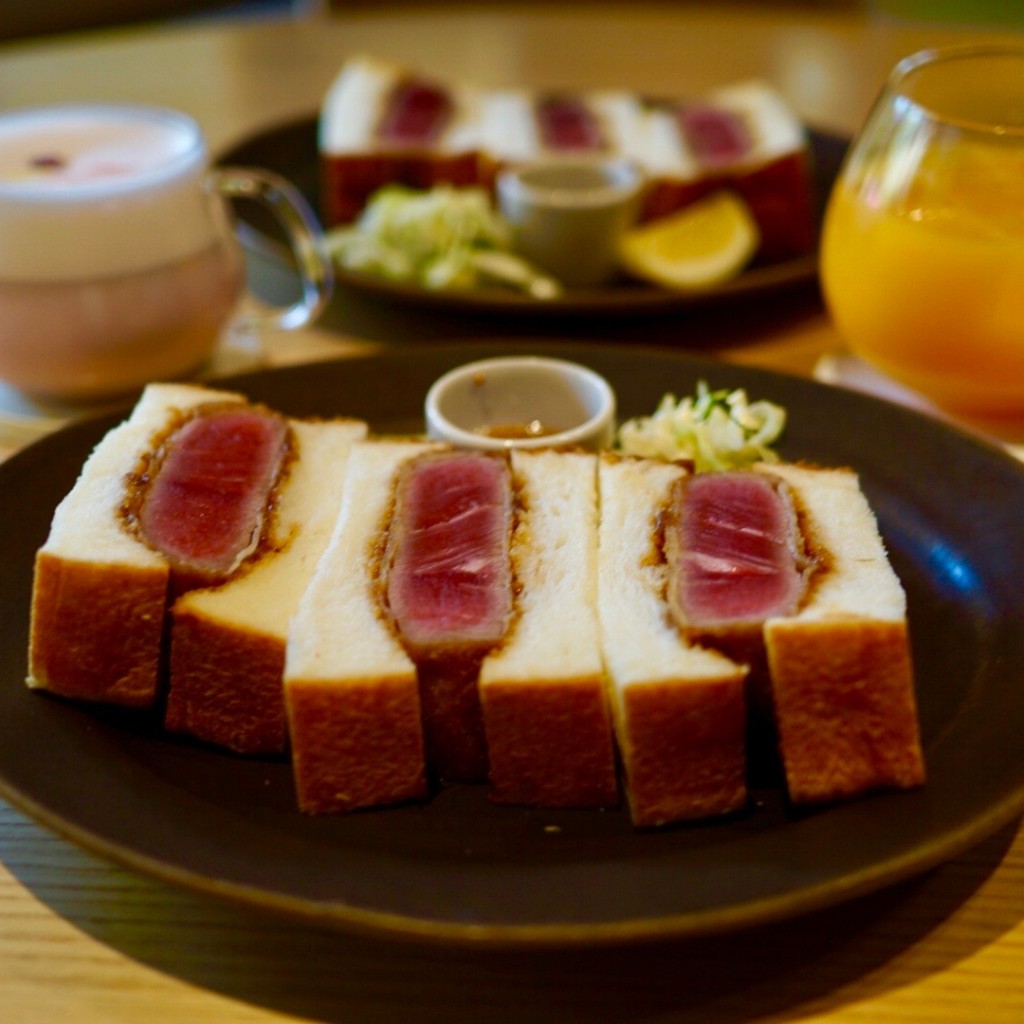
[[479, 449, 618, 808], [597, 454, 749, 827], [28, 382, 249, 707], [654, 458, 925, 807], [284, 439, 442, 813], [756, 461, 926, 803], [164, 416, 367, 754]]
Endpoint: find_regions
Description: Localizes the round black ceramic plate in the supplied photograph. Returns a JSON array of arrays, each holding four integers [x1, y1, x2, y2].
[[219, 115, 847, 317], [2, 343, 1023, 947]]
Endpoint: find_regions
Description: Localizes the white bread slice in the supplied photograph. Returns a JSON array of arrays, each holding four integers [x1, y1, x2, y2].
[[479, 449, 617, 808], [320, 54, 481, 158], [319, 54, 482, 225], [284, 438, 441, 813], [756, 462, 926, 803], [477, 88, 647, 171], [164, 416, 368, 754], [27, 382, 246, 707], [597, 455, 748, 827], [637, 80, 815, 258]]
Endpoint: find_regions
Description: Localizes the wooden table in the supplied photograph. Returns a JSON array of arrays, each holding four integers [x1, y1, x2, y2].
[[1, 4, 1022, 1021]]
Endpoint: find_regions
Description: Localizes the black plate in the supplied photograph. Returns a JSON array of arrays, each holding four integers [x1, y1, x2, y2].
[[219, 115, 847, 317], [2, 343, 1023, 947]]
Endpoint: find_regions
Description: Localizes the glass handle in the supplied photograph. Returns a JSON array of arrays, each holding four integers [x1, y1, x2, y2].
[[207, 166, 334, 331]]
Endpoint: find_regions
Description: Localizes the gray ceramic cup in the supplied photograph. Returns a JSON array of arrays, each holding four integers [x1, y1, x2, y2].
[[496, 158, 644, 287]]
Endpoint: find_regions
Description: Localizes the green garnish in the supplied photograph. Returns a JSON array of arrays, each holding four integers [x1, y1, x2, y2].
[[615, 381, 786, 471], [324, 184, 562, 298]]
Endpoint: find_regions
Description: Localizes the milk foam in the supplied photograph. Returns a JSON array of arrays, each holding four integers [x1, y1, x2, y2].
[[0, 105, 223, 280]]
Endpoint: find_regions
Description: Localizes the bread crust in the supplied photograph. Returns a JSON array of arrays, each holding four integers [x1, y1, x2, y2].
[[165, 610, 287, 754], [484, 675, 618, 807], [287, 675, 427, 813], [757, 462, 926, 803], [321, 152, 479, 226], [766, 617, 925, 803], [617, 674, 747, 827], [28, 552, 167, 707]]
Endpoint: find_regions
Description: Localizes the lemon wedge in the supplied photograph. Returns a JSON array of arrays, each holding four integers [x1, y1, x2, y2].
[[618, 191, 760, 289]]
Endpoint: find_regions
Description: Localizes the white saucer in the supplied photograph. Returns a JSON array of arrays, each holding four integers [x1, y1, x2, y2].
[[814, 351, 1024, 461]]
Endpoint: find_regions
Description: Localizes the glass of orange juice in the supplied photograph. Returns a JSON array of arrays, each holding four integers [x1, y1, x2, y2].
[[820, 45, 1024, 422]]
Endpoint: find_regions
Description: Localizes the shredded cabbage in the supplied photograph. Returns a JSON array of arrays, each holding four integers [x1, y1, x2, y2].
[[324, 185, 562, 298], [615, 381, 786, 471]]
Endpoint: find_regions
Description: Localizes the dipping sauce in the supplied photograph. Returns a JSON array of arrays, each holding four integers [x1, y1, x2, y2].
[[425, 355, 616, 452], [477, 420, 556, 440]]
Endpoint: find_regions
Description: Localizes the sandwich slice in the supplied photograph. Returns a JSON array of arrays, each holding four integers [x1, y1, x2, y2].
[[657, 458, 925, 806], [284, 439, 442, 813], [756, 462, 926, 803], [477, 87, 647, 185], [27, 382, 248, 707], [319, 54, 482, 225], [164, 415, 368, 754], [479, 449, 618, 808], [597, 454, 749, 827], [638, 80, 817, 260]]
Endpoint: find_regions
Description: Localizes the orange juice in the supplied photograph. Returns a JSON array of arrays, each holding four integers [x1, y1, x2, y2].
[[821, 143, 1024, 417]]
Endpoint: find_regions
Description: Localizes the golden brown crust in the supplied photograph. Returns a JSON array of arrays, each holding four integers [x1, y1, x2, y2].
[[287, 675, 427, 813], [28, 551, 168, 707], [164, 608, 288, 754], [482, 674, 618, 808], [765, 618, 926, 804], [618, 672, 747, 827]]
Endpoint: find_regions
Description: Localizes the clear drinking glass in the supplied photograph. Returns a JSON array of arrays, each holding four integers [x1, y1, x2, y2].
[[820, 46, 1024, 421]]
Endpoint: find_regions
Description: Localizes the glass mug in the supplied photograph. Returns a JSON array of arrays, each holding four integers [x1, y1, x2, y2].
[[0, 104, 332, 403], [820, 46, 1024, 420]]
